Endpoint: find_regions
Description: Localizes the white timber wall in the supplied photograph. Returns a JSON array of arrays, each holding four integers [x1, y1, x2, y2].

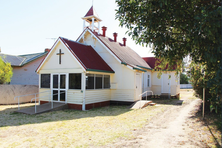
[[39, 88, 51, 102], [38, 41, 84, 74], [11, 56, 45, 85], [81, 32, 137, 102], [85, 89, 110, 104], [169, 71, 180, 95], [151, 71, 162, 95], [67, 90, 83, 104], [151, 71, 180, 95]]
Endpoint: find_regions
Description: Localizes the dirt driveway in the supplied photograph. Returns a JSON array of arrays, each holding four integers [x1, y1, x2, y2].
[[105, 90, 221, 148]]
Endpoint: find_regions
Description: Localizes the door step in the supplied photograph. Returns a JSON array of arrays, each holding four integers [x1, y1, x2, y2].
[[149, 103, 156, 106], [130, 100, 155, 109]]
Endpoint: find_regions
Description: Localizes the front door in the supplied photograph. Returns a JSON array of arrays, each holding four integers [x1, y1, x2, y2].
[[52, 74, 67, 102], [136, 73, 141, 100], [162, 73, 171, 94]]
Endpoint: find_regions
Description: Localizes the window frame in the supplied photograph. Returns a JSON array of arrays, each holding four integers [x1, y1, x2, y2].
[[69, 73, 82, 90], [86, 74, 111, 90], [147, 74, 150, 87], [40, 74, 51, 88], [86, 74, 95, 90]]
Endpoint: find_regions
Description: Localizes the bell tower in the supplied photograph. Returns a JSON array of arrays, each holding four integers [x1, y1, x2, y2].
[[82, 6, 102, 34]]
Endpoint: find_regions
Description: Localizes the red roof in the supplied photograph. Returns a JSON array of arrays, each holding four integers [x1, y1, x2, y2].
[[77, 28, 151, 70], [143, 57, 176, 70], [60, 37, 114, 73], [84, 6, 99, 17]]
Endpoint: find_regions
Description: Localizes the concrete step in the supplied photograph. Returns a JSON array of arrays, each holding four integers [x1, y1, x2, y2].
[[15, 102, 68, 115], [130, 100, 153, 109], [149, 103, 156, 106]]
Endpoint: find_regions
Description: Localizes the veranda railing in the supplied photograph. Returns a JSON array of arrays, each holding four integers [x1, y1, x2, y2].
[[14, 90, 51, 110]]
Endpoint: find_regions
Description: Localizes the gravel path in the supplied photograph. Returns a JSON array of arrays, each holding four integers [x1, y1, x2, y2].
[[105, 94, 210, 148]]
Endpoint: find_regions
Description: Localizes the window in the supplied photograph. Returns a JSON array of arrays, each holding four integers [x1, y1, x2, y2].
[[53, 75, 58, 88], [147, 74, 150, 87], [60, 74, 66, 89], [69, 74, 81, 89], [95, 74, 103, 89], [86, 74, 110, 89], [104, 75, 110, 88], [86, 74, 94, 89], [41, 74, 50, 88]]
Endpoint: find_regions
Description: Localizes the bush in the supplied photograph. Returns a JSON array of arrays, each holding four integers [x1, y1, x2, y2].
[[188, 62, 221, 113], [0, 57, 13, 84]]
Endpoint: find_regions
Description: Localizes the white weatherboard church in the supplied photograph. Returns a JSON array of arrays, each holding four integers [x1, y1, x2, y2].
[[36, 6, 180, 110]]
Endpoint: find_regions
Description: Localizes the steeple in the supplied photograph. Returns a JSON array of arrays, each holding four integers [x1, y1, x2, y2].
[[82, 6, 102, 34]]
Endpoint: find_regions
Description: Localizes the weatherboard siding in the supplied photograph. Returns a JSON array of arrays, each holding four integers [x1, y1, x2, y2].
[[39, 88, 51, 101], [111, 89, 135, 102], [85, 89, 110, 104], [67, 90, 83, 104], [11, 57, 45, 85]]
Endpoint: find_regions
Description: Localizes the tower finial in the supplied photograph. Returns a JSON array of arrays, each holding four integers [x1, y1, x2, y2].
[[82, 5, 102, 34], [92, 0, 93, 6]]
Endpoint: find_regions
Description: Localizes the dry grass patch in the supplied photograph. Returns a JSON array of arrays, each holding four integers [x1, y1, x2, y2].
[[0, 101, 173, 148]]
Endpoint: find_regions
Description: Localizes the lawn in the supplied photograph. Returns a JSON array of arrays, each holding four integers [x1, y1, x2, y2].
[[0, 100, 172, 148]]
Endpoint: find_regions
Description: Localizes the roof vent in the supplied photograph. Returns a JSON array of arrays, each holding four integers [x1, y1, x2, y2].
[[123, 37, 127, 46], [102, 26, 107, 37], [113, 32, 117, 42]]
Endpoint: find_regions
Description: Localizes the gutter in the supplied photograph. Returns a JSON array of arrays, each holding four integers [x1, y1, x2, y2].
[[133, 67, 146, 72], [86, 68, 115, 74], [136, 65, 152, 70]]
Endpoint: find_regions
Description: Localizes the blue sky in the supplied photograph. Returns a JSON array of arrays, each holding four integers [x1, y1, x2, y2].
[[0, 0, 153, 57]]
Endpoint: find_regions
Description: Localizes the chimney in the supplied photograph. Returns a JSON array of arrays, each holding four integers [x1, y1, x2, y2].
[[102, 26, 107, 37], [45, 48, 50, 52], [123, 37, 127, 46], [113, 32, 117, 42]]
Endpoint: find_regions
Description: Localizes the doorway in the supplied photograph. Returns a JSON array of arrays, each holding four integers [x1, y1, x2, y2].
[[52, 74, 67, 102], [136, 73, 141, 100], [162, 73, 171, 94]]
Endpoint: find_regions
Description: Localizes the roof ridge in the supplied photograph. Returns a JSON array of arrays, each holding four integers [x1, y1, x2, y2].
[[60, 36, 91, 47], [20, 57, 27, 66], [19, 52, 46, 57]]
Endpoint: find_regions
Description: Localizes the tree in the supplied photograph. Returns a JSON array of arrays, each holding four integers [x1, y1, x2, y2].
[[188, 62, 220, 113], [116, 0, 221, 112], [0, 57, 13, 84]]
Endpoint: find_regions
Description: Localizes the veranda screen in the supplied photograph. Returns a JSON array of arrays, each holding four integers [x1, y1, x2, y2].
[[86, 74, 110, 89], [69, 73, 81, 89]]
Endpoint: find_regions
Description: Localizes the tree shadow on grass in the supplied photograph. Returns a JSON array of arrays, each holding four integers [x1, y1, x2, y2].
[[0, 103, 132, 127], [188, 102, 221, 148]]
